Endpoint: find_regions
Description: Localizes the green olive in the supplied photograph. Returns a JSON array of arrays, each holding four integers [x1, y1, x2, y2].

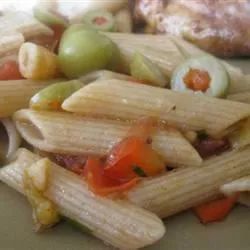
[[30, 80, 83, 110], [33, 6, 68, 27], [82, 10, 115, 32], [171, 55, 229, 98], [58, 29, 119, 78], [61, 24, 94, 42], [130, 52, 167, 87]]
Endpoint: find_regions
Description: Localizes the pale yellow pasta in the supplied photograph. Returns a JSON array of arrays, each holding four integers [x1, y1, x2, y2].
[[13, 109, 202, 167], [227, 91, 250, 104], [0, 148, 165, 249], [62, 79, 250, 136], [0, 79, 62, 118], [0, 32, 24, 57], [127, 148, 250, 218], [0, 12, 53, 39], [105, 32, 185, 78]]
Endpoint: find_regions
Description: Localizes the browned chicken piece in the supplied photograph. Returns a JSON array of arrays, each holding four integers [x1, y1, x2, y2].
[[133, 0, 250, 57]]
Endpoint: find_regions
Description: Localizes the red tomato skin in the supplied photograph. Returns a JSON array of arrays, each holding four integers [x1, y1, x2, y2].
[[0, 61, 23, 80]]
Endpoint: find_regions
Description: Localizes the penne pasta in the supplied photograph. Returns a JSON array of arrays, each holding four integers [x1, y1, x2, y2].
[[0, 12, 53, 39], [0, 79, 63, 118], [105, 32, 186, 79], [127, 148, 250, 218], [0, 32, 24, 57], [227, 91, 250, 104], [62, 79, 250, 136], [0, 148, 165, 249], [13, 109, 202, 167]]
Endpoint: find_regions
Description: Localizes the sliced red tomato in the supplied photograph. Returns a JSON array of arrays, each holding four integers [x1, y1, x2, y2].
[[0, 60, 23, 80], [193, 194, 239, 224], [127, 117, 158, 142], [104, 136, 165, 182], [84, 157, 139, 196]]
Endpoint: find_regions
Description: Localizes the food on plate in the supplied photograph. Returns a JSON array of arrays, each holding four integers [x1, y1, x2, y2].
[[133, 0, 250, 57], [1, 3, 250, 249]]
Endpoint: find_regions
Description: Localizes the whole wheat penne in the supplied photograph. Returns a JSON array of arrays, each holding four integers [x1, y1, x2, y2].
[[0, 32, 24, 57], [227, 92, 250, 104], [105, 32, 250, 94], [62, 79, 250, 136], [105, 32, 185, 78], [13, 109, 202, 167], [0, 12, 53, 39], [0, 79, 63, 118], [127, 148, 250, 218], [0, 149, 165, 249]]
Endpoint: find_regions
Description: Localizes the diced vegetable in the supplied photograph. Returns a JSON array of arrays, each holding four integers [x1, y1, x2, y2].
[[104, 136, 165, 181], [130, 52, 167, 87], [0, 60, 23, 80], [58, 28, 119, 78], [33, 6, 68, 28], [171, 55, 229, 98], [229, 118, 250, 149], [193, 195, 238, 224], [23, 158, 60, 231], [84, 157, 139, 196], [30, 80, 83, 111], [18, 42, 59, 80], [83, 10, 115, 32]]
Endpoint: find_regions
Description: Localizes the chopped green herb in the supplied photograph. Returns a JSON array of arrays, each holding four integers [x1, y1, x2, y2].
[[132, 165, 147, 177]]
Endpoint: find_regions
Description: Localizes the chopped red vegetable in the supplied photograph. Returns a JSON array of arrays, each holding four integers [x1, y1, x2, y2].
[[184, 68, 211, 92], [193, 194, 239, 224], [0, 60, 23, 80], [84, 157, 139, 196], [82, 117, 166, 196], [105, 136, 165, 182], [127, 116, 158, 142]]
